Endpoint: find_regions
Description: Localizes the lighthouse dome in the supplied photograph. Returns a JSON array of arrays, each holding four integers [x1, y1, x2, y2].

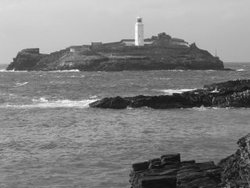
[[136, 17, 142, 23]]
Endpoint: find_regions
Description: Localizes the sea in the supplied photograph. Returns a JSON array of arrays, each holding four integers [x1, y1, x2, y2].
[[0, 62, 249, 188]]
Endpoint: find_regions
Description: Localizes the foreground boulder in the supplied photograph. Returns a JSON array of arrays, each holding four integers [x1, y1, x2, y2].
[[129, 134, 250, 188], [89, 79, 250, 109]]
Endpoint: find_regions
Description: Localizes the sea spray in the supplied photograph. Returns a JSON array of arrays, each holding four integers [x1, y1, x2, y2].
[[1, 98, 97, 109]]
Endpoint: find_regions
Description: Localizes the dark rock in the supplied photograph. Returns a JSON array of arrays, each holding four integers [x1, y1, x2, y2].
[[89, 96, 129, 109], [218, 133, 250, 188], [196, 161, 217, 170], [132, 161, 149, 172], [161, 154, 181, 165], [140, 175, 177, 188], [149, 158, 162, 169], [180, 160, 196, 166], [129, 133, 250, 188], [130, 154, 221, 188], [7, 48, 45, 71], [177, 162, 221, 188], [204, 79, 250, 95], [90, 79, 250, 109]]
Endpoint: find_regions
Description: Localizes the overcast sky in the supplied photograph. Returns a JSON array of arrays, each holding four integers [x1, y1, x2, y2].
[[0, 0, 250, 64]]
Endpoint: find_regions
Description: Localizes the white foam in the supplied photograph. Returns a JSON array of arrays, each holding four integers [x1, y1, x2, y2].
[[167, 70, 184, 72], [157, 89, 196, 95], [206, 69, 216, 71], [192, 106, 208, 111], [50, 69, 80, 73], [211, 89, 219, 93], [89, 95, 98, 99], [1, 98, 97, 109], [236, 69, 245, 72], [0, 69, 28, 73], [15, 82, 28, 87], [0, 69, 81, 73], [192, 106, 221, 111], [32, 97, 48, 103], [154, 77, 171, 81]]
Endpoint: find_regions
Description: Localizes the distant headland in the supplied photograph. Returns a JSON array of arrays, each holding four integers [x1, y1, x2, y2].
[[7, 17, 226, 71]]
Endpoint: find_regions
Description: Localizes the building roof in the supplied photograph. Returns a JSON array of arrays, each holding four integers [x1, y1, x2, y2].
[[69, 45, 84, 49], [144, 38, 154, 42], [121, 38, 153, 42], [121, 39, 134, 42], [102, 41, 122, 46]]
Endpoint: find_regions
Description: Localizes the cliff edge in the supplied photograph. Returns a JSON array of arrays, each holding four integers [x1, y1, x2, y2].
[[7, 33, 225, 71]]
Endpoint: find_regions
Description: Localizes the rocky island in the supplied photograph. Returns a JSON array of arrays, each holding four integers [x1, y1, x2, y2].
[[90, 79, 250, 109], [129, 133, 250, 188], [6, 33, 225, 71]]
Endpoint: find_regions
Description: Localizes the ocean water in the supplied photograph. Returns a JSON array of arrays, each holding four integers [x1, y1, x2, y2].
[[0, 63, 250, 188]]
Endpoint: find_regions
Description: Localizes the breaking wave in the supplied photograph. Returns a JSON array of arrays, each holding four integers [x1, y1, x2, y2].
[[50, 69, 80, 73], [14, 82, 29, 87], [156, 89, 196, 95], [192, 106, 222, 111], [89, 95, 98, 99], [0, 69, 80, 73], [0, 69, 28, 73], [1, 98, 97, 109], [236, 69, 245, 72], [166, 70, 184, 72]]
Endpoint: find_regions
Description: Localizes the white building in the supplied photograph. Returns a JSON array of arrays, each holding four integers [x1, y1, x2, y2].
[[135, 17, 144, 46], [121, 39, 153, 46]]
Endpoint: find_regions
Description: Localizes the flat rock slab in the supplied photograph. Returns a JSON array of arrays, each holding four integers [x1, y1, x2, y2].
[[129, 154, 221, 188], [129, 133, 250, 188]]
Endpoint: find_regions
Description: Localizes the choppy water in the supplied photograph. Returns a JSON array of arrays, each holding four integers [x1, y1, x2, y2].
[[0, 63, 250, 188]]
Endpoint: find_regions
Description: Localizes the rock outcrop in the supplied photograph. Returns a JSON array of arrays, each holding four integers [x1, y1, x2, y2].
[[89, 79, 250, 109], [129, 134, 250, 188], [130, 154, 221, 188], [6, 33, 225, 71], [218, 133, 250, 187]]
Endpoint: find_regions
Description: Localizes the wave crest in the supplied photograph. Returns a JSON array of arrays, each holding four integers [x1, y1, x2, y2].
[[0, 69, 28, 73], [15, 82, 28, 87], [156, 89, 196, 95], [50, 69, 80, 72], [236, 69, 245, 72], [1, 98, 97, 109]]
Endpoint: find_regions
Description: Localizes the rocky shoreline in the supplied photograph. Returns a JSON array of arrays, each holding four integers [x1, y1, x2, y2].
[[129, 133, 250, 188], [89, 79, 250, 109]]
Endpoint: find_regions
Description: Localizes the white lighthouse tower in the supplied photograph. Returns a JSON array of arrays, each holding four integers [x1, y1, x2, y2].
[[135, 17, 144, 46]]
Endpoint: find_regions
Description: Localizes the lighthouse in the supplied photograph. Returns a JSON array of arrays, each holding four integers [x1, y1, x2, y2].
[[135, 17, 144, 46]]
